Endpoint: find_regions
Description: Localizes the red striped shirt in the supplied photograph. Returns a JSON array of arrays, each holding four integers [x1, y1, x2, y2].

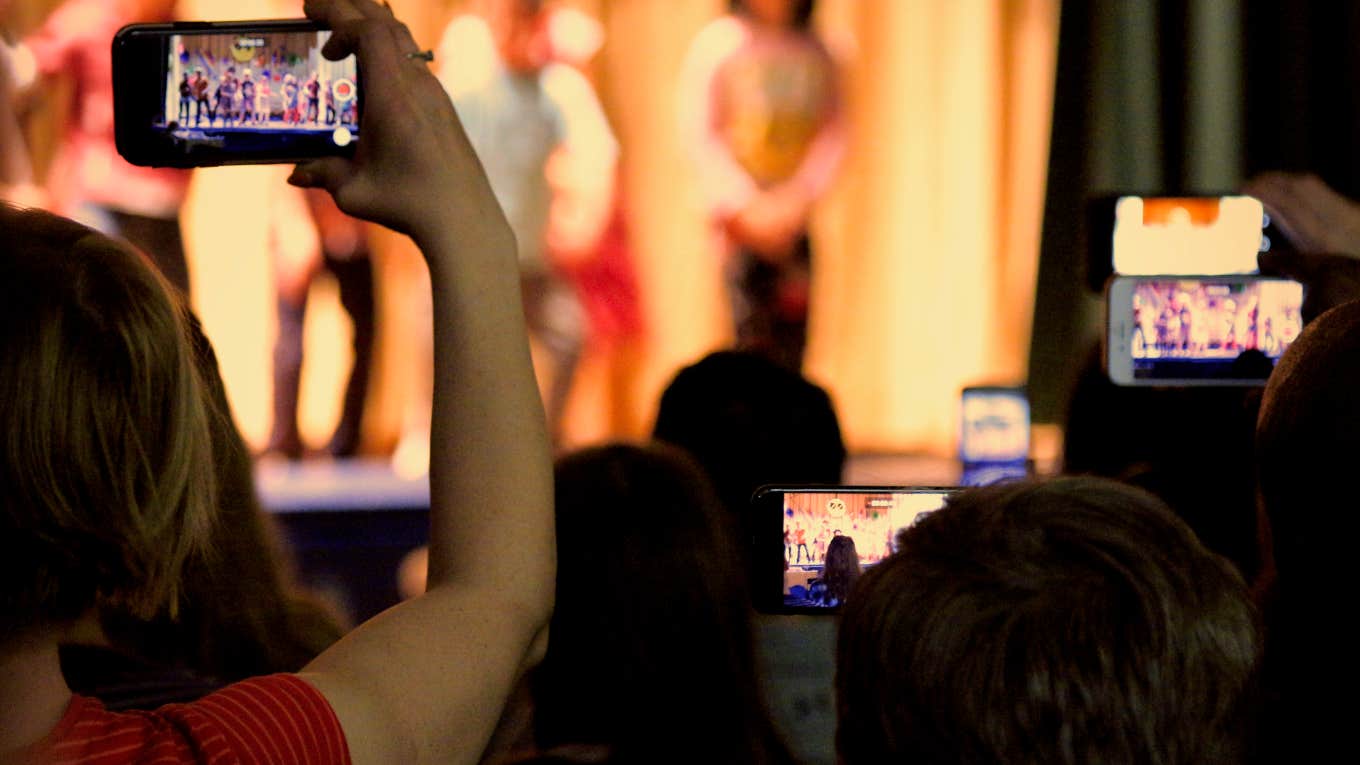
[[26, 674, 350, 765]]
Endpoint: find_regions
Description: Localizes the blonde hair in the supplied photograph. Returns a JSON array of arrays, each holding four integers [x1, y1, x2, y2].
[[0, 204, 215, 640]]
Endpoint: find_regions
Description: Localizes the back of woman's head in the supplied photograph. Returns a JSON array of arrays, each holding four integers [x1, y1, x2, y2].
[[0, 204, 214, 642], [99, 315, 343, 681], [535, 442, 793, 764]]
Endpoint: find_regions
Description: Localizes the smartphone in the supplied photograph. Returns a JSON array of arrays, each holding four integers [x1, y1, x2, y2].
[[958, 385, 1029, 487], [113, 20, 360, 167], [752, 486, 956, 614], [1105, 275, 1304, 386], [1086, 195, 1277, 292]]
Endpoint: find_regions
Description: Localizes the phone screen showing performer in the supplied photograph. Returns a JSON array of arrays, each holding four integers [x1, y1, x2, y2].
[[1106, 275, 1303, 386], [753, 487, 955, 614]]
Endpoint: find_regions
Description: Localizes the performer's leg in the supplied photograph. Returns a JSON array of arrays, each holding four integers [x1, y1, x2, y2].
[[521, 272, 585, 448], [266, 288, 308, 459], [326, 251, 376, 458], [730, 247, 779, 358], [768, 234, 812, 371]]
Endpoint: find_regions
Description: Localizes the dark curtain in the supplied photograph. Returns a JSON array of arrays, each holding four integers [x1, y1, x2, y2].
[[1031, 0, 1360, 424], [1243, 2, 1360, 195]]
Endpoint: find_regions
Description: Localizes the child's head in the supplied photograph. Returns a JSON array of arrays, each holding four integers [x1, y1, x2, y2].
[[732, 0, 817, 29], [535, 443, 788, 761], [0, 204, 215, 644], [488, 0, 551, 74]]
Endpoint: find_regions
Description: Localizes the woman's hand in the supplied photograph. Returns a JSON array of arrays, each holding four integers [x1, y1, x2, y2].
[[1245, 172, 1360, 259], [291, 0, 507, 248]]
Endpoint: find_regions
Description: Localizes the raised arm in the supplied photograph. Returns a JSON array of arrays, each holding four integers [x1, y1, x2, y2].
[[289, 2, 554, 764]]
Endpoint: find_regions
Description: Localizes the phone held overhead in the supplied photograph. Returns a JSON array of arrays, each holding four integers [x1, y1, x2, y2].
[[114, 20, 361, 167]]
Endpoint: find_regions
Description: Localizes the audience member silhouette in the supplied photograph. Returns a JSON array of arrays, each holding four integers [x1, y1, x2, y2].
[[1254, 299, 1360, 762], [836, 477, 1260, 765], [653, 350, 845, 585], [808, 534, 858, 607], [499, 443, 797, 765], [1063, 340, 1263, 581]]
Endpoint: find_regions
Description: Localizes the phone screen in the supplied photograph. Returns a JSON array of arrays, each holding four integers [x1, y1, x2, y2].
[[763, 488, 953, 613], [1112, 196, 1266, 276], [959, 384, 1028, 456], [1122, 277, 1303, 383], [1087, 195, 1272, 291], [116, 23, 360, 166]]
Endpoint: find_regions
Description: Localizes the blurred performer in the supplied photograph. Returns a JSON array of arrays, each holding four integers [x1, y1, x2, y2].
[[264, 185, 375, 460], [426, 0, 617, 451], [255, 71, 271, 124], [678, 0, 845, 370], [304, 70, 320, 123], [239, 69, 257, 125], [0, 27, 40, 206], [282, 72, 300, 125], [322, 77, 335, 124], [177, 71, 191, 123], [4, 0, 192, 293], [215, 66, 238, 126], [191, 67, 211, 125]]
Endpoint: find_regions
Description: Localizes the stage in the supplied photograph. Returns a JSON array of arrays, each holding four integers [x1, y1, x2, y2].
[[257, 452, 968, 624]]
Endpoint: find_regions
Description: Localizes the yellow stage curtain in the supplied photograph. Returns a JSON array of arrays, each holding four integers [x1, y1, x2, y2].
[[805, 0, 1058, 453], [591, 0, 1059, 454]]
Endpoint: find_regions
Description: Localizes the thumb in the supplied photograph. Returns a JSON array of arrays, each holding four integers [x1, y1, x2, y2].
[[288, 157, 356, 196]]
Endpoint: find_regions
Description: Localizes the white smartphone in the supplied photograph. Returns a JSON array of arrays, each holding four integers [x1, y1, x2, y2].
[[1105, 275, 1303, 386]]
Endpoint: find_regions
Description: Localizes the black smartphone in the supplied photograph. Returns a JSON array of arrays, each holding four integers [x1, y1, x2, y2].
[[113, 20, 360, 167], [1086, 194, 1277, 292], [1105, 274, 1304, 386], [751, 485, 956, 614]]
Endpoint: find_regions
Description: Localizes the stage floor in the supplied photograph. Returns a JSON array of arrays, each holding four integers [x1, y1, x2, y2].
[[255, 452, 966, 514], [254, 452, 972, 624]]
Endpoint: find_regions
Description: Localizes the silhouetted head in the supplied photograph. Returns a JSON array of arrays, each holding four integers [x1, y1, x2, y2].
[[654, 350, 845, 534], [837, 477, 1259, 765], [731, 0, 817, 29], [820, 534, 859, 604], [1257, 300, 1360, 580], [1063, 341, 1261, 580], [535, 443, 793, 764]]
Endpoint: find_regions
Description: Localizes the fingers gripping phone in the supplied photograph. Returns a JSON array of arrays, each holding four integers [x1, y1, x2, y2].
[[1105, 275, 1304, 386], [752, 486, 956, 614], [114, 20, 360, 167]]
